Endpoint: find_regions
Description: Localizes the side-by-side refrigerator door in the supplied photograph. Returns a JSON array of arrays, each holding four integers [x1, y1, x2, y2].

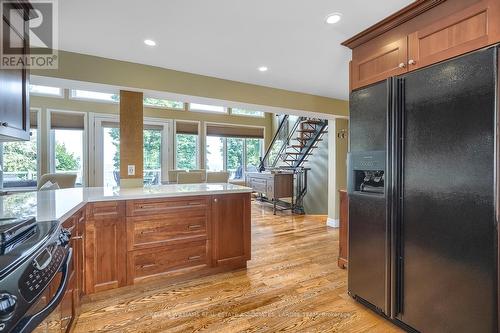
[[348, 79, 392, 316], [394, 47, 498, 332]]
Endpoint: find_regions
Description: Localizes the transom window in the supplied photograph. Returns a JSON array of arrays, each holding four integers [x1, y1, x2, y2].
[[231, 108, 265, 117], [29, 85, 63, 97], [189, 103, 226, 113]]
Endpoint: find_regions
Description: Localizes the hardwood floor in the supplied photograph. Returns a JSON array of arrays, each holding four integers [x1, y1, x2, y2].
[[74, 200, 402, 333]]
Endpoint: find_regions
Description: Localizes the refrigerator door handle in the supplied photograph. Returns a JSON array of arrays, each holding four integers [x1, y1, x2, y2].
[[391, 76, 405, 318]]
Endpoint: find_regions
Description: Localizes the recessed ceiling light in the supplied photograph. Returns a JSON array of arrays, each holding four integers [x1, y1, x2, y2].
[[144, 39, 156, 46], [258, 66, 268, 72], [325, 12, 342, 24]]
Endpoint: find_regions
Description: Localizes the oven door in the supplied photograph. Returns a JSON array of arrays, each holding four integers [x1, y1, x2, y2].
[[14, 249, 72, 333]]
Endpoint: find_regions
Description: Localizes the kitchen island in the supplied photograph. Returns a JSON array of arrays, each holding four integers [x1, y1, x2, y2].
[[0, 184, 252, 332]]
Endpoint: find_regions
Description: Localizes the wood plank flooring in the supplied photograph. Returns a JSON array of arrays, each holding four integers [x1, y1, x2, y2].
[[74, 200, 402, 333]]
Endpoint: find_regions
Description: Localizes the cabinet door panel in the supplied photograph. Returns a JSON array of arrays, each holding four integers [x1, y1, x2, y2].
[[85, 202, 127, 294], [0, 5, 29, 140], [351, 37, 407, 90], [212, 194, 251, 267], [408, 0, 500, 70]]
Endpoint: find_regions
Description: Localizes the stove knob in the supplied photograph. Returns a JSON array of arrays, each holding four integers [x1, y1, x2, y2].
[[0, 293, 16, 321], [59, 229, 71, 246]]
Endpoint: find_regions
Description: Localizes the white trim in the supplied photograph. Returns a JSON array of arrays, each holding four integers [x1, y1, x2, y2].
[[326, 218, 339, 228]]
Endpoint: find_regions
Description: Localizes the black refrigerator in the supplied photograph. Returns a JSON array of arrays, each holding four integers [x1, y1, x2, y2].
[[347, 46, 499, 332]]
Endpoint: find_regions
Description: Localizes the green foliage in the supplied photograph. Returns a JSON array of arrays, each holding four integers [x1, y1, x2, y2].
[[109, 128, 120, 169], [226, 138, 243, 171], [176, 134, 197, 170], [3, 140, 37, 178], [143, 129, 161, 170], [144, 98, 183, 109], [107, 128, 163, 172], [55, 142, 80, 171], [245, 139, 261, 168]]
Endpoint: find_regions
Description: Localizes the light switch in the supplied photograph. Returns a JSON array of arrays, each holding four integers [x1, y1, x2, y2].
[[127, 165, 135, 176]]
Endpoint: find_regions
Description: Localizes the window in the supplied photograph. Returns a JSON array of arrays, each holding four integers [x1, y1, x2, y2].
[[206, 136, 224, 172], [175, 121, 199, 170], [231, 108, 265, 117], [102, 125, 120, 187], [205, 124, 264, 180], [0, 111, 38, 189], [189, 103, 226, 113], [96, 118, 168, 187], [50, 111, 86, 186], [143, 126, 162, 185], [29, 84, 63, 97], [144, 98, 184, 109], [245, 138, 262, 172], [70, 89, 119, 103], [226, 138, 244, 179]]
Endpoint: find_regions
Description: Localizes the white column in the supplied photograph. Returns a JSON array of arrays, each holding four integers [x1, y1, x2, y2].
[[327, 118, 338, 227]]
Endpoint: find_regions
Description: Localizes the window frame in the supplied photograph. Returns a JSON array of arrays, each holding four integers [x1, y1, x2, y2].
[[48, 109, 88, 187], [204, 122, 265, 180]]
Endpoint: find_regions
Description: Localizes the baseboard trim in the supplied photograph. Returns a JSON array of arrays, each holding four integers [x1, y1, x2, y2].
[[326, 218, 339, 228]]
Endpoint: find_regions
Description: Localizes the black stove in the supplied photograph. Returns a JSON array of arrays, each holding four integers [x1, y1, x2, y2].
[[0, 217, 71, 333]]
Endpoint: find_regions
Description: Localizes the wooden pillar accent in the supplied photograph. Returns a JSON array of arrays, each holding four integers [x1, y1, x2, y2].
[[119, 90, 143, 187]]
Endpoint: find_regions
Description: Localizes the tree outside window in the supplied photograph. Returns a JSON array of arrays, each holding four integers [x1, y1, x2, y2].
[[176, 134, 197, 170]]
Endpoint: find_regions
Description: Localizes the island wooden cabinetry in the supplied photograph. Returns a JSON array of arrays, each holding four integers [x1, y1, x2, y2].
[[84, 201, 127, 294], [125, 196, 212, 284], [212, 194, 251, 267], [344, 0, 500, 90], [82, 193, 251, 294]]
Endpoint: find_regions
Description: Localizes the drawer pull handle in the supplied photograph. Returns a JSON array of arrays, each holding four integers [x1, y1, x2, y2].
[[188, 224, 202, 230], [141, 264, 156, 269], [188, 202, 201, 206], [140, 230, 156, 234], [398, 62, 406, 68], [188, 255, 201, 261], [72, 236, 83, 240], [408, 59, 416, 65]]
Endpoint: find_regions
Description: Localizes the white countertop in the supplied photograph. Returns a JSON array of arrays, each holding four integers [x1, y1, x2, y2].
[[0, 183, 252, 222]]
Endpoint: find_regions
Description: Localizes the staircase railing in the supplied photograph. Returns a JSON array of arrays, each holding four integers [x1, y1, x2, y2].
[[259, 115, 305, 170], [292, 120, 328, 169]]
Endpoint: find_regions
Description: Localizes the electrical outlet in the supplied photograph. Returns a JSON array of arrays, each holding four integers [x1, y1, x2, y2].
[[127, 165, 135, 176]]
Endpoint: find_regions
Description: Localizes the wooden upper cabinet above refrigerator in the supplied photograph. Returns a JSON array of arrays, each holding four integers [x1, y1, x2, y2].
[[344, 0, 500, 91]]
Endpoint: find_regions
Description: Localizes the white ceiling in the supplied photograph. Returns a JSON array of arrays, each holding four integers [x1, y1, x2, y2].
[[59, 0, 413, 100]]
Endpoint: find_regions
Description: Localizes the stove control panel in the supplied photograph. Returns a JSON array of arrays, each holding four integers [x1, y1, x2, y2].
[[18, 245, 65, 302]]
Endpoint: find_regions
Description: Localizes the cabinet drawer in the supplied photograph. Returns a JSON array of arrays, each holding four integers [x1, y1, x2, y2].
[[126, 197, 209, 217], [87, 201, 124, 219], [248, 177, 267, 193], [128, 240, 209, 281], [127, 210, 209, 249]]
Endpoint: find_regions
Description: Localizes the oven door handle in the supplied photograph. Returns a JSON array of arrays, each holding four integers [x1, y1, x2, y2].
[[14, 248, 73, 333]]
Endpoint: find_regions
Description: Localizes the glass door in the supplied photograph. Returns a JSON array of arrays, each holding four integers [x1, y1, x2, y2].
[[93, 116, 169, 187]]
